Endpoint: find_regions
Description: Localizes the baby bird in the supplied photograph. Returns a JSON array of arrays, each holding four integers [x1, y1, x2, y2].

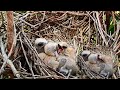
[[57, 56, 79, 76], [98, 54, 113, 66], [88, 53, 99, 64], [57, 41, 68, 55], [81, 50, 91, 61], [37, 41, 70, 70], [35, 38, 48, 53], [58, 42, 68, 49], [61, 46, 76, 60], [81, 50, 101, 64], [57, 42, 76, 60], [85, 61, 101, 74], [98, 54, 113, 77], [84, 53, 101, 74], [44, 41, 69, 57], [38, 53, 59, 70], [81, 50, 113, 78], [44, 42, 59, 57]]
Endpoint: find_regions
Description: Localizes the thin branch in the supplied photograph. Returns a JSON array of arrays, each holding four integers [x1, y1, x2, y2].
[[0, 36, 20, 78], [96, 12, 108, 46], [19, 34, 35, 79]]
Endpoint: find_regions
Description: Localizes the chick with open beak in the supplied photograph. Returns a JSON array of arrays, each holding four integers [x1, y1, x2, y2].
[[44, 41, 69, 57], [57, 42, 68, 55]]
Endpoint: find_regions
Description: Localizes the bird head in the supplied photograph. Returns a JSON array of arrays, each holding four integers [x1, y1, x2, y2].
[[35, 38, 48, 47]]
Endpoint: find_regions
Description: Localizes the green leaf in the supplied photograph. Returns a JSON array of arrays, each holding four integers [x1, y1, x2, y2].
[[108, 23, 114, 34]]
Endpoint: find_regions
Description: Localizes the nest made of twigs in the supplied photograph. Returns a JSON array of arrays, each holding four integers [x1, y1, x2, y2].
[[0, 11, 119, 79]]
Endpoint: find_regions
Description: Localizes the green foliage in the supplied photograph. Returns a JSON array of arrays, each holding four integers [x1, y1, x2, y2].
[[108, 11, 120, 34], [108, 19, 114, 34]]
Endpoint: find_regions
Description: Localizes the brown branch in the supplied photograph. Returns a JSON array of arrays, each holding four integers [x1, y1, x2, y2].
[[105, 11, 111, 34], [6, 11, 14, 58]]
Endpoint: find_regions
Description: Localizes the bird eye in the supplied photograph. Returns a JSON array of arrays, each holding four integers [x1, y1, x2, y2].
[[82, 54, 88, 57], [38, 43, 44, 46]]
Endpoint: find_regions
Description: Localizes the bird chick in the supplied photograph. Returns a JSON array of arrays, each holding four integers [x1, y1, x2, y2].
[[57, 42, 76, 60], [82, 52, 114, 78], [57, 41, 68, 55], [44, 42, 59, 57], [81, 50, 103, 64], [98, 54, 113, 77], [81, 50, 91, 61], [81, 50, 91, 56], [57, 56, 79, 76], [38, 53, 46, 62], [35, 38, 48, 53], [99, 63, 113, 78], [44, 41, 68, 57], [63, 46, 76, 60], [85, 61, 101, 74], [58, 41, 68, 49], [38, 53, 59, 70], [83, 53, 101, 74], [88, 53, 99, 64], [98, 54, 113, 66]]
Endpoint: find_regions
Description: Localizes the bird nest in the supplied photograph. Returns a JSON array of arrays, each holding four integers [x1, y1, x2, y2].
[[0, 11, 119, 79]]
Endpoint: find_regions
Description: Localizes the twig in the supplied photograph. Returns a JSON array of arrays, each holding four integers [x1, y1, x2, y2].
[[116, 50, 120, 55], [88, 16, 91, 44], [96, 12, 108, 46], [56, 11, 68, 20], [118, 66, 120, 77], [114, 42, 120, 52], [19, 18, 36, 28], [102, 29, 115, 41], [19, 34, 35, 79], [8, 25, 21, 58], [102, 11, 107, 33], [0, 12, 5, 28], [0, 36, 20, 78], [34, 11, 45, 27], [66, 69, 72, 79], [113, 74, 117, 79], [57, 11, 88, 16], [115, 21, 120, 41]]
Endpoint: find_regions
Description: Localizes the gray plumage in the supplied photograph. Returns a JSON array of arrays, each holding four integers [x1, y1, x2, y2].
[[57, 56, 79, 76], [35, 38, 48, 53]]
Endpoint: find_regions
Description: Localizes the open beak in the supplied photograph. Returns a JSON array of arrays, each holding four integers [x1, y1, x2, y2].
[[58, 48, 63, 54]]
